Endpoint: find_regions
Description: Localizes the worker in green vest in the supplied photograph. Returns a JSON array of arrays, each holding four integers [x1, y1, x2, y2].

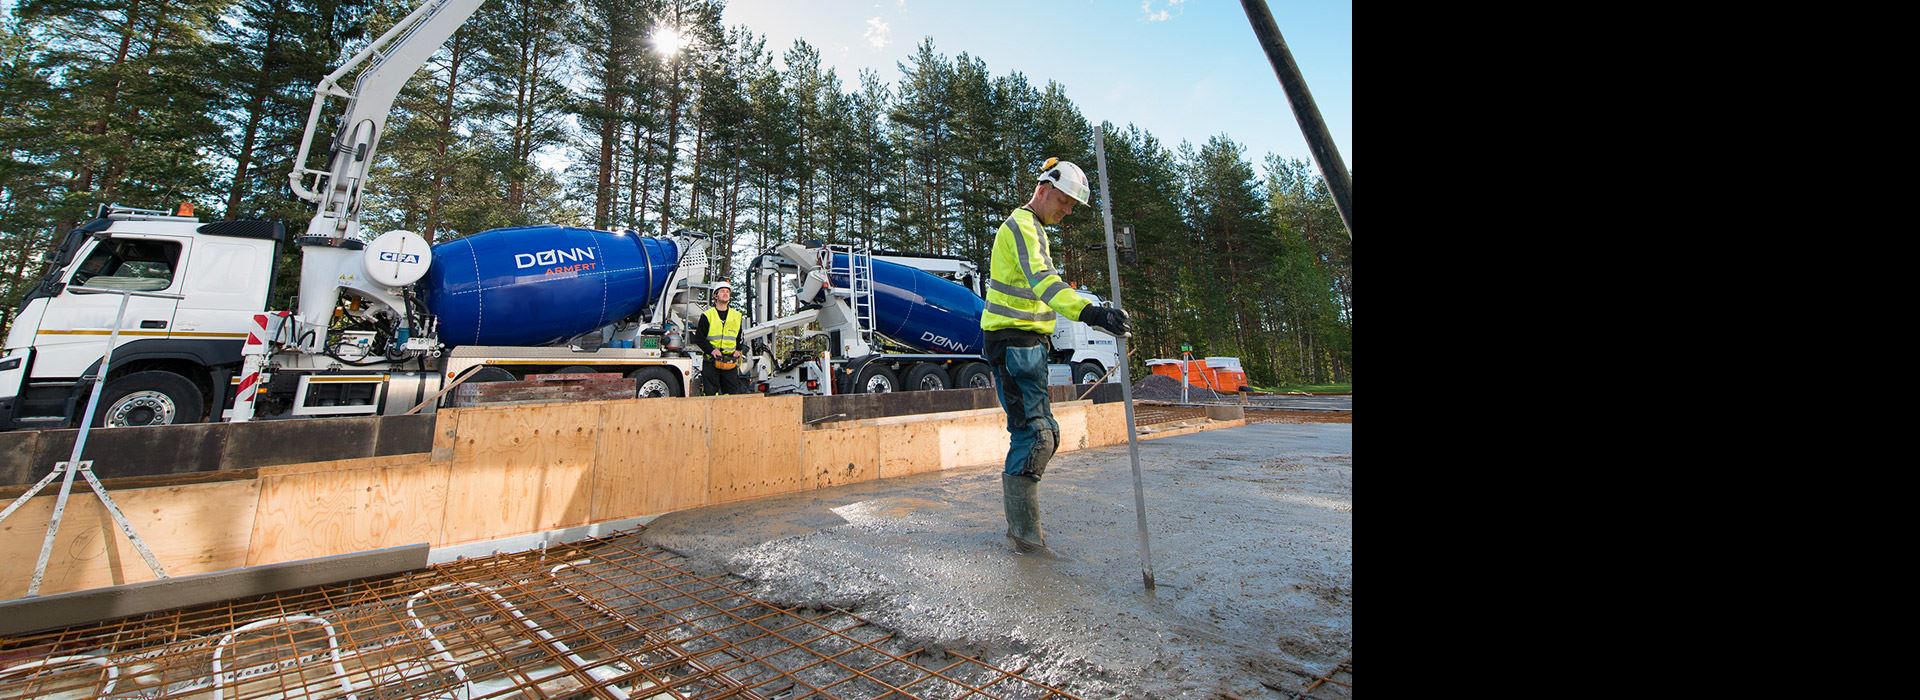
[[694, 281, 749, 395], [983, 157, 1130, 556]]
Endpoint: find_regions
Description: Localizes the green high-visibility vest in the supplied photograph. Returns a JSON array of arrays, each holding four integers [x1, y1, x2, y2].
[[703, 307, 743, 351], [981, 207, 1089, 334]]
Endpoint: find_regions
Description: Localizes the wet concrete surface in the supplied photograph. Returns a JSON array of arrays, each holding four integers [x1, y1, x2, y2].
[[640, 423, 1353, 698]]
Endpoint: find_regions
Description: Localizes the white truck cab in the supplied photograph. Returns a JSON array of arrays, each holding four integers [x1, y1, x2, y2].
[[2, 205, 279, 430], [1050, 288, 1124, 385]]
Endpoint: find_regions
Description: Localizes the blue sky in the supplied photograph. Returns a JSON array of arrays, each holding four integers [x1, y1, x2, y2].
[[722, 0, 1353, 171]]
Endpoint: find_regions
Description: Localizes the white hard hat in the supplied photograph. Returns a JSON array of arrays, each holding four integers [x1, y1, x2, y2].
[[713, 280, 732, 292], [1037, 158, 1090, 206]]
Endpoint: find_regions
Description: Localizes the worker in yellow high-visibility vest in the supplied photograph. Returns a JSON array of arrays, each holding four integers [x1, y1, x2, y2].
[[983, 158, 1130, 556], [694, 281, 749, 395]]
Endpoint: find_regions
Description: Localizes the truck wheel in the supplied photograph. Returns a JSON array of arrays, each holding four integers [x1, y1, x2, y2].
[[904, 363, 949, 391], [851, 363, 896, 394], [96, 371, 205, 427], [951, 362, 994, 390], [1074, 361, 1105, 385], [468, 367, 516, 382], [630, 366, 683, 398]]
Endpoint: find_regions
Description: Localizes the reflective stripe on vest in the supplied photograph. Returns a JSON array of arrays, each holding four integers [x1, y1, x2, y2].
[[703, 307, 743, 351]]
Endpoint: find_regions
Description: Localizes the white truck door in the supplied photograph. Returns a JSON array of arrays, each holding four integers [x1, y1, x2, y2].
[[30, 234, 188, 378], [170, 238, 273, 339]]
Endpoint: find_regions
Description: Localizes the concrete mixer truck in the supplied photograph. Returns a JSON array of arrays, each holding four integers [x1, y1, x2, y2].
[[0, 207, 725, 429], [733, 241, 1122, 397]]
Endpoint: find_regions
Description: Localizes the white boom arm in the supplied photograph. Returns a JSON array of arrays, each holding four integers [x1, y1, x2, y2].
[[289, 0, 486, 243], [286, 0, 486, 352]]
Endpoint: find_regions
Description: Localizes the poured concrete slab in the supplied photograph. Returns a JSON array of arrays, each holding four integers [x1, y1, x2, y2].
[[640, 422, 1353, 698]]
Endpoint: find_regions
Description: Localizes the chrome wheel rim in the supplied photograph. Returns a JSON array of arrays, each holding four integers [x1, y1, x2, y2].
[[107, 390, 175, 427]]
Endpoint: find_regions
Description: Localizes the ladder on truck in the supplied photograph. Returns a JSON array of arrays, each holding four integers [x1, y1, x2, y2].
[[825, 244, 877, 350]]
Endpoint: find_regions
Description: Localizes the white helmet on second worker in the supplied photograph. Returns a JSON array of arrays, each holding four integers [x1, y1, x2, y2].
[[1037, 157, 1090, 206], [713, 280, 732, 293]]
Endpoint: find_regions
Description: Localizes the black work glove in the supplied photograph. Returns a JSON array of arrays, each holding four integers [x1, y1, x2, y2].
[[1081, 305, 1130, 336]]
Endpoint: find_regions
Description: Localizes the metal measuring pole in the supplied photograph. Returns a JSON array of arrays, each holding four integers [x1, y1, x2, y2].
[[0, 285, 178, 595], [1093, 124, 1156, 591]]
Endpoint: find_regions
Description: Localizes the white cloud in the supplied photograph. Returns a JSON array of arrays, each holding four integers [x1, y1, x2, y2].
[[1142, 0, 1185, 23], [864, 16, 892, 49]]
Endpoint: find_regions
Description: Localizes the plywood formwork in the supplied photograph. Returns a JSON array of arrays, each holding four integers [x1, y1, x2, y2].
[[0, 480, 260, 598], [593, 399, 710, 520], [1, 392, 1134, 598], [1139, 417, 1248, 441], [443, 402, 601, 543], [247, 461, 450, 564], [707, 395, 806, 504], [256, 453, 432, 478], [1054, 400, 1092, 453], [937, 409, 1010, 472], [806, 424, 879, 488], [1086, 402, 1130, 448]]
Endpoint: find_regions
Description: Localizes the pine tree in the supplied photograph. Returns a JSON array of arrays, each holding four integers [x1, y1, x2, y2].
[[470, 0, 573, 224]]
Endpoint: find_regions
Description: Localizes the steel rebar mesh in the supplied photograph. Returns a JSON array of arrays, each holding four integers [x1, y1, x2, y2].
[[0, 531, 1079, 700]]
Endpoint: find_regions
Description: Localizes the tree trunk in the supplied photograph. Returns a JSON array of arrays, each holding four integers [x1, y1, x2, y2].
[[688, 115, 705, 225], [424, 31, 467, 243], [226, 16, 280, 219], [657, 58, 683, 238]]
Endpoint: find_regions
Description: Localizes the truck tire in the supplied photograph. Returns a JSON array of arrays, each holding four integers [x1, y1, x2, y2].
[[850, 363, 896, 394], [468, 367, 516, 382], [951, 362, 993, 390], [96, 370, 205, 427], [630, 366, 683, 398], [903, 363, 949, 392], [1073, 361, 1105, 385]]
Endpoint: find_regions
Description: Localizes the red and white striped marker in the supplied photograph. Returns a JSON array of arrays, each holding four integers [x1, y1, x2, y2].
[[230, 313, 272, 422]]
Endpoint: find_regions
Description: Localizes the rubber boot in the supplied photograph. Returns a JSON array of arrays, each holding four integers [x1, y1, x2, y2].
[[1002, 473, 1053, 556]]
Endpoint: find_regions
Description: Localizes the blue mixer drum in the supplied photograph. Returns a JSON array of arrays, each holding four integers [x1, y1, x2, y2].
[[421, 225, 679, 347], [829, 252, 986, 356]]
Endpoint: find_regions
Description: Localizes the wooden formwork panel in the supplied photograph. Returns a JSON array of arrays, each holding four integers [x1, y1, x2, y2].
[[806, 425, 879, 488], [247, 462, 450, 565], [594, 400, 711, 520], [876, 421, 942, 478], [1054, 401, 1091, 453], [0, 480, 261, 598], [257, 453, 432, 478], [707, 396, 805, 504], [938, 411, 1009, 472], [442, 403, 600, 543], [431, 408, 464, 461], [1085, 402, 1130, 448], [1139, 418, 1248, 441]]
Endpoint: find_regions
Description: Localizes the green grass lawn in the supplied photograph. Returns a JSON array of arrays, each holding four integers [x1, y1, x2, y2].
[[1252, 383, 1352, 394]]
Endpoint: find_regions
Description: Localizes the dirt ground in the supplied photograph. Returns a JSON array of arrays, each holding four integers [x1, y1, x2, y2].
[[639, 422, 1353, 698]]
